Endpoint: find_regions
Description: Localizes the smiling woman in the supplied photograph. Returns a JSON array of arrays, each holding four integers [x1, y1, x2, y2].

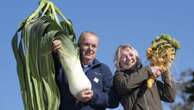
[[118, 46, 138, 70], [114, 44, 139, 71], [113, 44, 176, 110]]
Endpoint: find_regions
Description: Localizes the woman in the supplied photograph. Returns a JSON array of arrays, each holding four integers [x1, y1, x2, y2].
[[113, 44, 176, 110]]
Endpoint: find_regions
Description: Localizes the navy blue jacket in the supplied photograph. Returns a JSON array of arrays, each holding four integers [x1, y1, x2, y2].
[[54, 58, 119, 110]]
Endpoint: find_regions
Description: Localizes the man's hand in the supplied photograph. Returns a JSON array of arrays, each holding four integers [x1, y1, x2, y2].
[[76, 89, 93, 103], [150, 66, 162, 78], [52, 39, 62, 51]]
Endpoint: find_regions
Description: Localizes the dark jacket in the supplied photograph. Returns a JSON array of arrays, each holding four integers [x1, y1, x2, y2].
[[54, 58, 119, 110], [113, 63, 176, 110]]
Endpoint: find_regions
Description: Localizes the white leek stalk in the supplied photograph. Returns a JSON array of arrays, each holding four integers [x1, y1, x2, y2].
[[57, 46, 92, 96]]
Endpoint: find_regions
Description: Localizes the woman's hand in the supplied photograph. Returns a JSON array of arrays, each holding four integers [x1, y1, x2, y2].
[[150, 66, 162, 78]]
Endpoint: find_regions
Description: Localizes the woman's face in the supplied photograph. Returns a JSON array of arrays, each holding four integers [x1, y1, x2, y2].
[[119, 47, 137, 70]]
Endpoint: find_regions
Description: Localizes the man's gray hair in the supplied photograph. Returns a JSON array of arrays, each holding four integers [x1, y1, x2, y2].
[[78, 31, 99, 46]]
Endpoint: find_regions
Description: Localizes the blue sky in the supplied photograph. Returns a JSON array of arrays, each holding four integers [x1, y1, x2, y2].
[[1, 0, 194, 110]]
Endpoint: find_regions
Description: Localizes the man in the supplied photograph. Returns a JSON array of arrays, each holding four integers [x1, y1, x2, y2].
[[113, 44, 176, 110], [52, 31, 118, 110]]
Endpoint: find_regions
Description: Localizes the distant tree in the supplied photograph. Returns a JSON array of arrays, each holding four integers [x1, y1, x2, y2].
[[170, 69, 194, 110]]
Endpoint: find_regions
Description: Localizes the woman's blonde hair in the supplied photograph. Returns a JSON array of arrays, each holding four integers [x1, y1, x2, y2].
[[114, 44, 139, 70]]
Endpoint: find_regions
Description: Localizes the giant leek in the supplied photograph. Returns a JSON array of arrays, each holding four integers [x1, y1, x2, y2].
[[12, 0, 91, 110]]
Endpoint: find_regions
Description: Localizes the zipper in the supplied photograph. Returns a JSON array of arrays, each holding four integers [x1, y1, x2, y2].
[[144, 94, 150, 110]]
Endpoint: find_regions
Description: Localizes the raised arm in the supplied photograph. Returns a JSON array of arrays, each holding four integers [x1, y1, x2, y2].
[[156, 70, 176, 102], [113, 67, 151, 95]]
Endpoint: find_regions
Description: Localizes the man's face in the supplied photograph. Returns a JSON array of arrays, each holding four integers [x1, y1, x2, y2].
[[119, 47, 137, 70], [80, 34, 99, 64]]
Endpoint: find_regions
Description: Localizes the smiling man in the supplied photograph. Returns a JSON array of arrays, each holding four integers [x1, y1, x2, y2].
[[78, 32, 99, 65], [52, 31, 119, 110]]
